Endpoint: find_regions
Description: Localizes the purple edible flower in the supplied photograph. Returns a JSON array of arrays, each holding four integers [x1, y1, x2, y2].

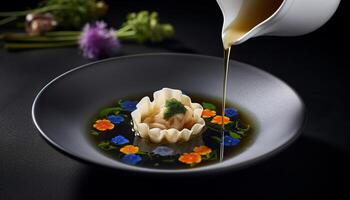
[[152, 146, 174, 156], [79, 21, 120, 59]]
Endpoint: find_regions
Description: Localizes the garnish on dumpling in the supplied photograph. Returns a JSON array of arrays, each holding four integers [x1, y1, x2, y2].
[[131, 88, 205, 143]]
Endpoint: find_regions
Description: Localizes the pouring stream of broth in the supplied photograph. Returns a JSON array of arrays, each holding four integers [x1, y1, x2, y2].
[[220, 0, 283, 161]]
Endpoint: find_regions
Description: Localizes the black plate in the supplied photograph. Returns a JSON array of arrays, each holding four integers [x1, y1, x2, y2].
[[32, 53, 305, 174]]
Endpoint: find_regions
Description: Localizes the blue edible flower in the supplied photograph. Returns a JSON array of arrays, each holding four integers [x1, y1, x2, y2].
[[111, 135, 129, 145], [225, 108, 239, 118], [107, 114, 125, 125], [152, 146, 175, 156], [121, 100, 138, 112], [224, 135, 240, 146], [122, 154, 142, 165]]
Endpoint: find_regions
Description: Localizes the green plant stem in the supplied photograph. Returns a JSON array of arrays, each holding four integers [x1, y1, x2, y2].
[[116, 30, 136, 39], [0, 31, 81, 41], [0, 5, 66, 17], [0, 16, 18, 26], [3, 34, 79, 42], [2, 29, 137, 42], [116, 24, 132, 34], [2, 28, 147, 49], [4, 41, 77, 50], [44, 31, 80, 37]]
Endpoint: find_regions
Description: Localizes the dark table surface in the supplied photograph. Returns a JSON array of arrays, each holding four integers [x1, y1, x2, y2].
[[1, 1, 349, 199]]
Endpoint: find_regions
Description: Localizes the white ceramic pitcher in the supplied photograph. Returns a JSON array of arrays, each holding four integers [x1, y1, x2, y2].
[[217, 0, 341, 45]]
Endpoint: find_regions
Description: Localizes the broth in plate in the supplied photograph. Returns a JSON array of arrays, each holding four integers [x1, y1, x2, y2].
[[88, 93, 255, 169]]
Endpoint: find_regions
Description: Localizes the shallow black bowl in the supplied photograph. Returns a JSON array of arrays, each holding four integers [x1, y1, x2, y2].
[[32, 53, 305, 174]]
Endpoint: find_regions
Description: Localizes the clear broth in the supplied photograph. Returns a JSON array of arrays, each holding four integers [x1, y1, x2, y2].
[[88, 94, 255, 169]]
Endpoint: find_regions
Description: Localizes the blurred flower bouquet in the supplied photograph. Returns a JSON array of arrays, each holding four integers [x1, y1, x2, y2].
[[0, 0, 174, 59]]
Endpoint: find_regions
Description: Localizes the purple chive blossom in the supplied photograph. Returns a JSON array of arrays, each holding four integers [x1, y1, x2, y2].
[[79, 21, 120, 59]]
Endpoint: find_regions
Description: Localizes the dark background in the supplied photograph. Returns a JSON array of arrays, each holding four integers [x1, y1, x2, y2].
[[1, 0, 349, 199]]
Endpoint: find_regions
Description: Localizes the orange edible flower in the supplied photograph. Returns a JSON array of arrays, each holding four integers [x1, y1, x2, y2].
[[211, 115, 230, 125], [120, 145, 139, 154], [193, 145, 212, 155], [201, 109, 216, 118], [178, 153, 202, 164], [93, 119, 114, 131]]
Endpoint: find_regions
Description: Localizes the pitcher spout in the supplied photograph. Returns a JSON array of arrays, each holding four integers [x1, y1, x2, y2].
[[216, 0, 341, 47]]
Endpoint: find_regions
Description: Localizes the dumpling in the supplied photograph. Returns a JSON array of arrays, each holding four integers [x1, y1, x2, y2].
[[131, 88, 205, 143], [143, 101, 196, 130]]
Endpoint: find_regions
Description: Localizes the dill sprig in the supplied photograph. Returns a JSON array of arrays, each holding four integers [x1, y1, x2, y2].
[[163, 98, 187, 120]]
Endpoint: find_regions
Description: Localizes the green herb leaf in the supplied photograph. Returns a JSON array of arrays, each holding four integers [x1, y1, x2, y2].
[[90, 130, 99, 136], [137, 151, 147, 155], [202, 151, 218, 161], [44, 0, 108, 29], [202, 102, 216, 110], [97, 141, 117, 151], [224, 122, 234, 129], [117, 11, 174, 43], [237, 124, 250, 132], [202, 154, 211, 161], [98, 107, 121, 118], [190, 163, 197, 167], [211, 136, 222, 143], [162, 159, 175, 163], [229, 131, 242, 139], [235, 122, 250, 135], [163, 98, 187, 120], [209, 151, 218, 161]]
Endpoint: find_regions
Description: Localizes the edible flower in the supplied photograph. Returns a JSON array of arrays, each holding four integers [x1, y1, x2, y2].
[[201, 109, 216, 118], [122, 154, 142, 165], [178, 153, 202, 164], [224, 135, 240, 146], [79, 21, 121, 59], [211, 115, 230, 125], [120, 145, 139, 154], [93, 119, 114, 131], [225, 108, 238, 118], [111, 135, 129, 145], [152, 146, 174, 156], [121, 100, 138, 112], [107, 114, 124, 125], [193, 146, 212, 155]]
